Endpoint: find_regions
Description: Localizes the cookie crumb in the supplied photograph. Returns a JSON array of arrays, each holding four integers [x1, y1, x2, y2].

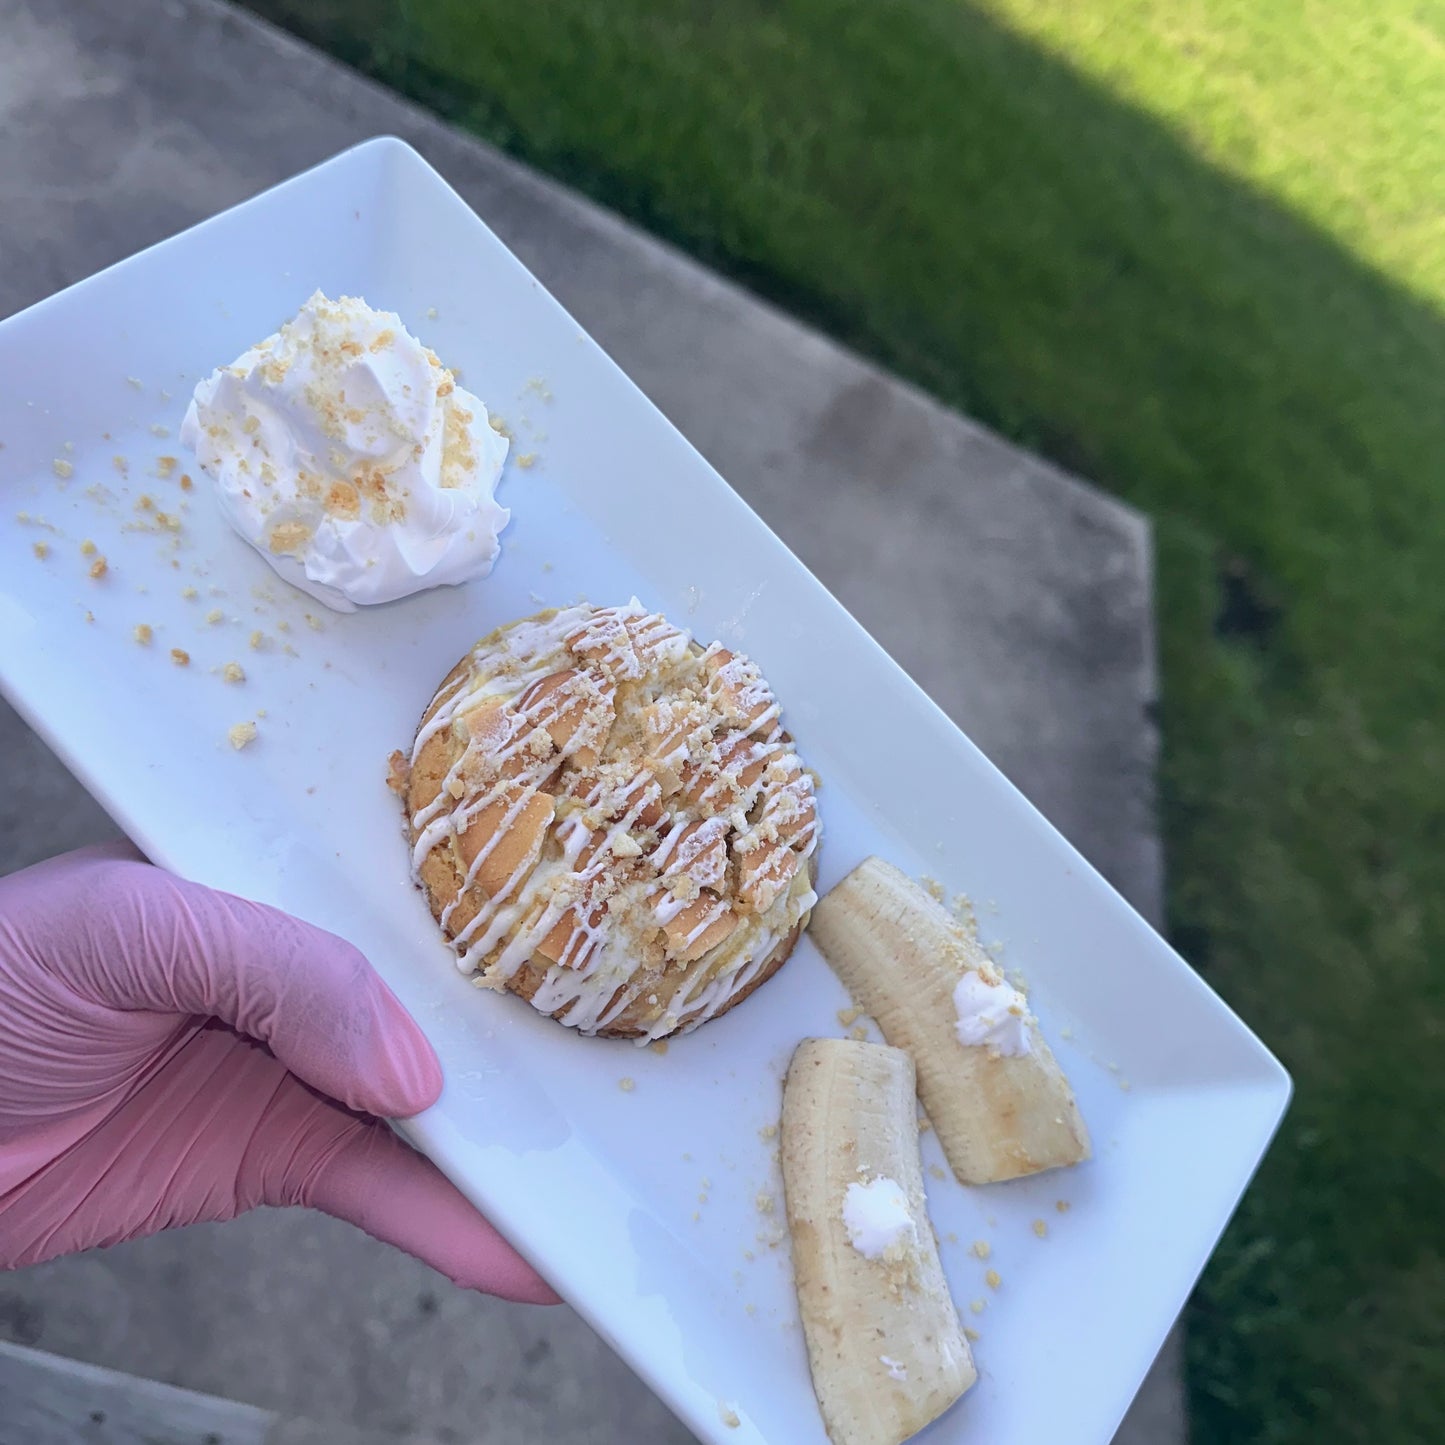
[[51, 458, 73, 478], [426, 306, 438, 320], [154, 456, 177, 478], [964, 1327, 981, 1342], [181, 585, 198, 599], [112, 455, 128, 475], [719, 1405, 740, 1429], [31, 540, 49, 559], [179, 474, 193, 491], [206, 608, 224, 624], [986, 1268, 1002, 1289], [650, 1040, 668, 1055], [80, 539, 96, 556], [755, 1193, 775, 1215], [928, 1164, 946, 1181], [249, 629, 267, 650], [149, 423, 170, 437], [126, 375, 143, 389], [304, 613, 323, 631], [132, 623, 152, 645], [228, 721, 257, 750], [849, 1023, 868, 1041], [516, 452, 537, 469], [170, 648, 190, 666], [618, 1077, 635, 1092], [836, 1006, 861, 1027], [222, 662, 245, 684], [971, 1240, 991, 1260], [757, 1123, 778, 1140], [89, 556, 109, 580], [970, 1299, 986, 1315], [1056, 1200, 1071, 1214], [84, 610, 94, 623], [1032, 1219, 1048, 1239]]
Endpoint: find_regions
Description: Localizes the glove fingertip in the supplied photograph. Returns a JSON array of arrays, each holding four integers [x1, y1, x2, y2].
[[299, 949, 443, 1118], [366, 988, 444, 1117], [303, 1122, 558, 1305]]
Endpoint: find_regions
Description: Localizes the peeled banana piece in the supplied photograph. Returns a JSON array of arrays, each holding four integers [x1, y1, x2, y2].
[[782, 1038, 975, 1445], [809, 855, 1089, 1185]]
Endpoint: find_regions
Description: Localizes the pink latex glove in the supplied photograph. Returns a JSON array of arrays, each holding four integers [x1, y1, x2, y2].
[[0, 842, 556, 1304]]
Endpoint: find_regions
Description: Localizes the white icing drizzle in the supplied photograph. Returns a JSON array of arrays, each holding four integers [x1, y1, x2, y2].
[[400, 600, 820, 1040]]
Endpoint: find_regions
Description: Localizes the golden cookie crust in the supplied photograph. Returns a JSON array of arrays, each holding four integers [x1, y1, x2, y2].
[[391, 603, 820, 1040]]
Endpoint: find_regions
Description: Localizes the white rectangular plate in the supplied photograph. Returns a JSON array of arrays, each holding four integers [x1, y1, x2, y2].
[[0, 139, 1288, 1445]]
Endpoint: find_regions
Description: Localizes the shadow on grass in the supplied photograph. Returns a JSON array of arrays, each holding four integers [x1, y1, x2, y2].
[[244, 3, 1445, 1441]]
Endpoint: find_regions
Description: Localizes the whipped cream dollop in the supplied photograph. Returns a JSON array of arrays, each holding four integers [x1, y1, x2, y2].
[[181, 291, 509, 612], [842, 1177, 916, 1261], [953, 970, 1033, 1057]]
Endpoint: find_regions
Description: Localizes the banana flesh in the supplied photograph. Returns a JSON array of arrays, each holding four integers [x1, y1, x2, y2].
[[782, 1037, 975, 1445], [808, 856, 1089, 1185]]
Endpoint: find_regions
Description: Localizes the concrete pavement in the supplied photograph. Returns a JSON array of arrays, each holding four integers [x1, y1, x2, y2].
[[0, 1, 1176, 1441]]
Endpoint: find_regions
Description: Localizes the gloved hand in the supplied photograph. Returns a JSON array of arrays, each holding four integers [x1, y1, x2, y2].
[[0, 842, 555, 1303]]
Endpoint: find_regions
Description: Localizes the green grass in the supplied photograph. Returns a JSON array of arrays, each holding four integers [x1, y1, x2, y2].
[[244, 2, 1445, 1439]]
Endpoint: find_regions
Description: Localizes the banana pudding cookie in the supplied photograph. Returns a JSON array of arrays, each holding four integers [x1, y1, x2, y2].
[[389, 601, 820, 1040]]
